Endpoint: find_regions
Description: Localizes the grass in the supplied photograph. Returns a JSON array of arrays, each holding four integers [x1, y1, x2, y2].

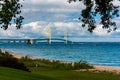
[[0, 66, 57, 80], [1, 66, 120, 80], [20, 56, 93, 70], [33, 69, 120, 80]]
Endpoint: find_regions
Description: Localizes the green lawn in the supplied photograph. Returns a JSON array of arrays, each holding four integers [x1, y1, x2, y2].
[[0, 67, 56, 80], [1, 66, 120, 80]]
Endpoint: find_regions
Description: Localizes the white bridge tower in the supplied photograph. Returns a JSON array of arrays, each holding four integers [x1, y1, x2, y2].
[[46, 27, 51, 44], [64, 32, 68, 44]]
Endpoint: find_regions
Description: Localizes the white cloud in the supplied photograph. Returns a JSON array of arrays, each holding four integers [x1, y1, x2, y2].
[[113, 0, 120, 6], [0, 21, 90, 39], [93, 25, 112, 36], [0, 20, 120, 42], [21, 0, 84, 13], [19, 0, 85, 27]]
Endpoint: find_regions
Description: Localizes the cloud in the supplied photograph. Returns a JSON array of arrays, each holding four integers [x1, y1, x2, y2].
[[113, 0, 120, 6], [0, 21, 91, 39], [0, 20, 120, 42], [21, 0, 84, 13], [20, 0, 85, 22], [93, 25, 111, 36]]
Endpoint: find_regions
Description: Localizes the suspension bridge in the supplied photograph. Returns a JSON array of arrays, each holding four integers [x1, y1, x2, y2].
[[0, 27, 72, 44], [0, 38, 72, 44]]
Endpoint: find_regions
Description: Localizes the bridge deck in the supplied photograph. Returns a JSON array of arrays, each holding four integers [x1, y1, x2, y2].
[[0, 38, 72, 43]]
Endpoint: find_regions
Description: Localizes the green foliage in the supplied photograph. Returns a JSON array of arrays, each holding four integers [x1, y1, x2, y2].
[[20, 57, 93, 70], [20, 55, 32, 62], [74, 61, 93, 69], [0, 51, 29, 72], [0, 0, 23, 30], [0, 51, 13, 57], [69, 0, 119, 32]]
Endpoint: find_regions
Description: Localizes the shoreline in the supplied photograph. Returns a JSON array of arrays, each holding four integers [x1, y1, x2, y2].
[[1, 49, 120, 74], [93, 65, 120, 74], [12, 53, 120, 74]]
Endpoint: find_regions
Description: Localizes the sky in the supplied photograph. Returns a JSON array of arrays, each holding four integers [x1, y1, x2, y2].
[[1, 0, 120, 42]]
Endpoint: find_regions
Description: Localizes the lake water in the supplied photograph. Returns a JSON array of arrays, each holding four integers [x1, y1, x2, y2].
[[0, 42, 120, 67]]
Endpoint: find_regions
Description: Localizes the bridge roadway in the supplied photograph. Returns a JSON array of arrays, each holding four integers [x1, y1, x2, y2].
[[0, 38, 72, 43]]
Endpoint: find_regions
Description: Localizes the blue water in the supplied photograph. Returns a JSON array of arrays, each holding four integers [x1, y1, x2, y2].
[[0, 42, 120, 67]]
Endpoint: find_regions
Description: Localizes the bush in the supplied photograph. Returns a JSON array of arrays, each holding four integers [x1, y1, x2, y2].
[[0, 52, 30, 72], [73, 61, 93, 69], [20, 55, 32, 62], [20, 58, 93, 70]]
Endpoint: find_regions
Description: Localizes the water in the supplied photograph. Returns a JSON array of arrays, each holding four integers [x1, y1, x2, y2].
[[0, 42, 120, 67]]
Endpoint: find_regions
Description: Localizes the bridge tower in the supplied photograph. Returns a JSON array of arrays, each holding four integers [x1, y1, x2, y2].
[[64, 32, 68, 44], [49, 34, 51, 44], [46, 27, 51, 44]]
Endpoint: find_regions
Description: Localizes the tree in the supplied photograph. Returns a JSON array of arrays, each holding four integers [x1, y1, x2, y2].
[[0, 0, 23, 30], [68, 0, 119, 32]]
